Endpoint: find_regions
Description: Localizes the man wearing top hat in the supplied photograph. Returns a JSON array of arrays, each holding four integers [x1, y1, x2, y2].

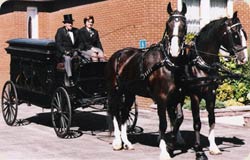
[[55, 14, 80, 86]]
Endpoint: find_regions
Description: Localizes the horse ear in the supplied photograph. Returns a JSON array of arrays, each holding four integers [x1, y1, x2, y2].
[[233, 11, 238, 19], [181, 2, 187, 15], [220, 17, 228, 27], [167, 2, 173, 15]]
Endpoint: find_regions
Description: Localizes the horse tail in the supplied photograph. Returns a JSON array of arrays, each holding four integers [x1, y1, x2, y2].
[[105, 50, 125, 122], [106, 48, 138, 124]]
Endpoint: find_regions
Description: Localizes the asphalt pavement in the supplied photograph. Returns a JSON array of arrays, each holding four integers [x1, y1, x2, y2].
[[0, 103, 250, 160]]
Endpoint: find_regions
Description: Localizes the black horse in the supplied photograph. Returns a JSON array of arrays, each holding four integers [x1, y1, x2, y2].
[[105, 2, 187, 160], [172, 12, 248, 160]]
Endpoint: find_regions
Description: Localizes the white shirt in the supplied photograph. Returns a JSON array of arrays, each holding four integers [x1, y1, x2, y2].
[[68, 31, 74, 44]]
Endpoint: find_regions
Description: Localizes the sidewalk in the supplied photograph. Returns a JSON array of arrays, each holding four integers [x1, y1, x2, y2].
[[1, 104, 250, 160], [183, 105, 250, 127]]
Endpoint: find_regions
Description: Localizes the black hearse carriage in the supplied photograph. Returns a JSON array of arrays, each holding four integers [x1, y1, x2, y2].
[[1, 38, 138, 138]]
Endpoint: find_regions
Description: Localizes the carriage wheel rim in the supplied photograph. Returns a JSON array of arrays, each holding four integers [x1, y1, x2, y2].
[[1, 81, 18, 126], [51, 87, 71, 138]]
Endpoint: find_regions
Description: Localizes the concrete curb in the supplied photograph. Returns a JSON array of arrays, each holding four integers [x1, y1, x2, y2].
[[184, 105, 250, 117], [183, 105, 250, 127]]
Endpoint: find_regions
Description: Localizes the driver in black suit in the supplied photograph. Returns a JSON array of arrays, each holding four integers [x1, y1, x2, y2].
[[55, 14, 80, 86], [79, 16, 105, 62]]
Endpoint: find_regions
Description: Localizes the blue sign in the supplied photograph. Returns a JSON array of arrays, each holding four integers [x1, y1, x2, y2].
[[139, 39, 147, 49]]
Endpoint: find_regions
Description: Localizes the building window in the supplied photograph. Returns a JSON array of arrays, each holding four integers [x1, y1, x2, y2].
[[210, 0, 227, 20], [27, 7, 38, 38], [181, 0, 229, 33], [28, 16, 32, 38], [182, 0, 200, 33]]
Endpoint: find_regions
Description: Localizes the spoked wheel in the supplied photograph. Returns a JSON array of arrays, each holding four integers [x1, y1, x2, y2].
[[127, 100, 138, 133], [51, 87, 72, 138], [1, 81, 18, 126]]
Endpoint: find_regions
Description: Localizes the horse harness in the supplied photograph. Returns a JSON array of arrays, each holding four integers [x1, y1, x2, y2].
[[176, 21, 248, 88], [220, 22, 247, 55], [139, 13, 187, 80], [180, 37, 245, 88], [113, 16, 246, 90], [113, 41, 186, 92]]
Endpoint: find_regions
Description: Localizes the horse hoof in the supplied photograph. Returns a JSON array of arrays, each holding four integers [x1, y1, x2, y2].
[[123, 143, 134, 150], [160, 152, 172, 160], [209, 151, 222, 155], [167, 149, 174, 158], [196, 152, 208, 160], [112, 145, 122, 151], [167, 145, 174, 157], [112, 140, 122, 150], [209, 150, 222, 155]]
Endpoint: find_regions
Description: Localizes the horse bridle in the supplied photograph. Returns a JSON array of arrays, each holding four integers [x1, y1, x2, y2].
[[162, 14, 187, 57], [185, 21, 247, 86], [220, 22, 247, 56], [166, 15, 186, 40], [139, 14, 187, 79]]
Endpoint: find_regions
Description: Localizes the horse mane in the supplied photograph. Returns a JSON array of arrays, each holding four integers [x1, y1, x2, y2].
[[196, 17, 228, 42]]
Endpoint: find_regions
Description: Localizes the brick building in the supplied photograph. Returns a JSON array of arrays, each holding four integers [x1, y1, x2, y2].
[[0, 0, 249, 108]]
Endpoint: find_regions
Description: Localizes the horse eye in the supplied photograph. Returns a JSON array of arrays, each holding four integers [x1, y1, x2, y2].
[[235, 35, 238, 38]]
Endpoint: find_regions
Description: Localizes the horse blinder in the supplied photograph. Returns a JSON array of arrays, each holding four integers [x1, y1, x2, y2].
[[221, 21, 247, 56]]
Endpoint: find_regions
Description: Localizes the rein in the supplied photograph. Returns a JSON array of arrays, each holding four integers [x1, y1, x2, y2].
[[182, 62, 244, 88], [188, 46, 237, 61], [187, 41, 236, 60], [220, 45, 247, 56], [181, 28, 247, 87], [188, 21, 247, 60]]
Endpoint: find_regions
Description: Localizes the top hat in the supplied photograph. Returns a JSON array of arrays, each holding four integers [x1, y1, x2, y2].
[[63, 14, 74, 23]]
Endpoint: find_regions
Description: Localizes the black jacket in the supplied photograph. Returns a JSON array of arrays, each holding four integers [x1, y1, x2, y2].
[[79, 27, 103, 51], [55, 26, 80, 58]]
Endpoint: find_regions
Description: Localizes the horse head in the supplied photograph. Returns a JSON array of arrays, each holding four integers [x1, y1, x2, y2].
[[220, 11, 248, 64], [165, 2, 187, 58]]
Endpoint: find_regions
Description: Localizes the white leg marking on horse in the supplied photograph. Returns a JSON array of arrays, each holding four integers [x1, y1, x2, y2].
[[112, 117, 122, 150], [121, 123, 134, 150], [170, 21, 180, 57], [159, 139, 171, 160], [208, 126, 221, 155], [240, 29, 248, 63]]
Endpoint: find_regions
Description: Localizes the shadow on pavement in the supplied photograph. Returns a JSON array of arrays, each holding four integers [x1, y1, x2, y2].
[[24, 111, 109, 138], [20, 112, 246, 153], [128, 130, 245, 157]]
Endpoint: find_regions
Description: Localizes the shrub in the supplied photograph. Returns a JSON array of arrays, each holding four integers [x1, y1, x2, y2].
[[216, 83, 234, 101], [223, 99, 245, 107], [183, 97, 225, 110], [217, 59, 250, 105], [185, 33, 196, 44]]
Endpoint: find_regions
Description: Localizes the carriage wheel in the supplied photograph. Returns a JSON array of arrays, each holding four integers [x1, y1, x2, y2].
[[51, 87, 72, 138], [127, 101, 138, 133], [1, 81, 18, 126]]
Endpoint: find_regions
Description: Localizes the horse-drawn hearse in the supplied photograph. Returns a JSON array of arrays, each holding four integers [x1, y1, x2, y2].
[[1, 38, 138, 138], [1, 1, 248, 159]]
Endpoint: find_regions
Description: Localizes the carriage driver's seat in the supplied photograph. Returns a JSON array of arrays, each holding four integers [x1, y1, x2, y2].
[[55, 53, 85, 87], [55, 59, 70, 86]]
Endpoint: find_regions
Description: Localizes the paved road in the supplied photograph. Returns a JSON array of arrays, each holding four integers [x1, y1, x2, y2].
[[0, 104, 250, 160]]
